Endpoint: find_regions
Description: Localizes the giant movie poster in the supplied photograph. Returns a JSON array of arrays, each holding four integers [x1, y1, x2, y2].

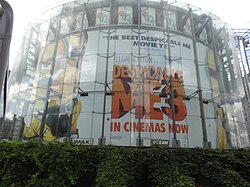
[[76, 29, 217, 147], [23, 26, 220, 148]]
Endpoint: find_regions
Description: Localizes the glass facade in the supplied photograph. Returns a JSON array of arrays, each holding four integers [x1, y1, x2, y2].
[[2, 0, 249, 148]]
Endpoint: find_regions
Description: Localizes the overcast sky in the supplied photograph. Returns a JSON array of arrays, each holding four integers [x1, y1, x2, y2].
[[6, 0, 250, 69]]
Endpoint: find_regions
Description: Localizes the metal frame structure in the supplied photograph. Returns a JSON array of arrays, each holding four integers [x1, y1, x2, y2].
[[234, 29, 250, 144], [2, 0, 249, 148]]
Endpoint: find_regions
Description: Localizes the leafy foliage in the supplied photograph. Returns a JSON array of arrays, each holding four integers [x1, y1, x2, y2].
[[0, 141, 249, 187]]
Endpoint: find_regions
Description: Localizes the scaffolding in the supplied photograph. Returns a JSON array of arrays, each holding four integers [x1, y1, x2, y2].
[[234, 29, 250, 144], [234, 29, 250, 74]]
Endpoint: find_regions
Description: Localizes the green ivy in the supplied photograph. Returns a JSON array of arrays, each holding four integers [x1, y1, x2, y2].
[[0, 141, 249, 187]]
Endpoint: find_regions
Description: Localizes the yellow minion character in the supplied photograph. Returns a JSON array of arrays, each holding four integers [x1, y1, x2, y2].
[[23, 98, 82, 142], [216, 106, 228, 149]]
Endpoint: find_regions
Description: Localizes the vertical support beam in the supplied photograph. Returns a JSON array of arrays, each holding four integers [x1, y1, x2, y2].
[[164, 2, 179, 148], [239, 37, 250, 100], [68, 3, 88, 139], [39, 100, 48, 140], [210, 19, 232, 149], [190, 8, 210, 148], [3, 69, 8, 118], [136, 0, 143, 147], [39, 17, 61, 141], [243, 38, 250, 73], [236, 35, 250, 101], [100, 0, 112, 146]]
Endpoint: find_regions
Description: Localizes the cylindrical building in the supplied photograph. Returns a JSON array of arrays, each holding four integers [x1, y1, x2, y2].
[[3, 0, 250, 148]]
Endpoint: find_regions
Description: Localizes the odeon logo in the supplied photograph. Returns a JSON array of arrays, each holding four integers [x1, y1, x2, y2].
[[111, 65, 187, 121]]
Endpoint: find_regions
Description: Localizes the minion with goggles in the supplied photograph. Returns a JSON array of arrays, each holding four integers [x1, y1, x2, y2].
[[23, 98, 82, 142]]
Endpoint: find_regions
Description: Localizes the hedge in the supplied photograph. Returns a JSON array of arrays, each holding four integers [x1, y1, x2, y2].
[[0, 141, 249, 187]]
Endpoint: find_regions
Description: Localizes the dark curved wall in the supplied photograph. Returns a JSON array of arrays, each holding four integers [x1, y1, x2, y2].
[[0, 0, 13, 98]]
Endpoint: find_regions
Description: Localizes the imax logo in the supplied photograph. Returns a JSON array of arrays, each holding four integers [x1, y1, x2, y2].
[[72, 138, 93, 145]]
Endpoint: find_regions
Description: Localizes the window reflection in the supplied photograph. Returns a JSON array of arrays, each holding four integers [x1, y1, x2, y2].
[[38, 62, 51, 88], [60, 16, 73, 35], [47, 18, 58, 41], [80, 55, 97, 81], [68, 34, 81, 58]]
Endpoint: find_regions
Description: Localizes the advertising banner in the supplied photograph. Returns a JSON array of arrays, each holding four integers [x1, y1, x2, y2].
[[141, 7, 156, 27], [164, 10, 177, 30], [96, 7, 110, 26], [118, 6, 133, 25], [22, 27, 219, 148], [23, 34, 84, 142], [78, 29, 204, 147]]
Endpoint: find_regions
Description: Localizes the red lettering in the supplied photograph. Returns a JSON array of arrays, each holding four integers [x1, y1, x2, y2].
[[160, 123, 166, 132], [168, 124, 188, 134], [110, 122, 121, 132], [181, 124, 188, 134], [169, 123, 174, 133], [148, 123, 155, 132], [110, 122, 113, 131], [133, 122, 139, 132], [124, 122, 130, 132], [155, 123, 160, 132], [140, 122, 145, 132], [114, 122, 121, 132], [176, 124, 180, 133]]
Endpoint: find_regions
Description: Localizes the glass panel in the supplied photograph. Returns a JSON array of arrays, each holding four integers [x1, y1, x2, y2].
[[186, 115, 203, 147], [80, 55, 97, 82], [91, 113, 102, 145], [51, 59, 66, 91], [180, 36, 194, 61], [85, 31, 99, 55], [206, 117, 217, 148], [77, 113, 93, 139], [74, 11, 85, 30], [199, 64, 211, 90], [56, 38, 68, 59], [60, 16, 72, 36], [47, 18, 59, 41], [40, 41, 56, 63], [96, 56, 106, 83], [51, 5, 62, 18], [182, 59, 197, 87], [93, 90, 104, 114], [68, 34, 81, 58], [32, 99, 45, 117], [38, 21, 50, 45]]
